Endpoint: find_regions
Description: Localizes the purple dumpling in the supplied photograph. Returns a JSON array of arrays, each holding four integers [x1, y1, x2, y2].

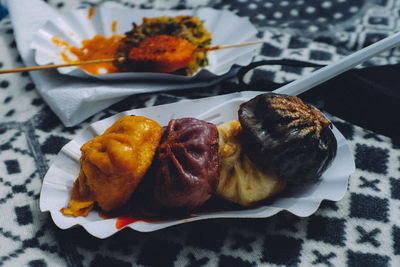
[[153, 118, 219, 210]]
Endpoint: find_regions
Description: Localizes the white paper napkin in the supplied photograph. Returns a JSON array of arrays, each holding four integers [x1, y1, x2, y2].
[[2, 0, 236, 126]]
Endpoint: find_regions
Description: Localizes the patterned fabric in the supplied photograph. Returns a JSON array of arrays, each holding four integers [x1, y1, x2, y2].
[[0, 0, 400, 266]]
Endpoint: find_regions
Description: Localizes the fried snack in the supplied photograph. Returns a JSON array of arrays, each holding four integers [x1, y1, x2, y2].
[[61, 116, 162, 217], [239, 93, 337, 185], [126, 35, 195, 73], [152, 118, 219, 210], [115, 15, 212, 75], [217, 120, 286, 206]]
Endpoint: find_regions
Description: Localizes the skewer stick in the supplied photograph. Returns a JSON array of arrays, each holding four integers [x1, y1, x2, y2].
[[198, 40, 264, 52], [0, 58, 117, 74], [0, 40, 263, 75], [274, 31, 400, 96]]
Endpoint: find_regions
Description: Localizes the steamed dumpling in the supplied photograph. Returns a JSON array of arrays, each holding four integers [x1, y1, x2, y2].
[[217, 120, 286, 206], [61, 116, 162, 217], [239, 93, 337, 185], [152, 118, 219, 210]]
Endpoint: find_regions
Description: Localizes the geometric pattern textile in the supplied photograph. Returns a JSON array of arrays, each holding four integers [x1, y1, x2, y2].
[[1, 0, 400, 266]]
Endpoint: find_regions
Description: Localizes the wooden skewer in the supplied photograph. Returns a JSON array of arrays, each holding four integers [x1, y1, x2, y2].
[[198, 40, 264, 52], [0, 58, 117, 74], [0, 40, 263, 74]]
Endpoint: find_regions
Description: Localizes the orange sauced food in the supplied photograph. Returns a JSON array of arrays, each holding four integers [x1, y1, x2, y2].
[[52, 15, 212, 76], [126, 35, 195, 73], [115, 15, 212, 76], [52, 20, 123, 75], [60, 116, 162, 217]]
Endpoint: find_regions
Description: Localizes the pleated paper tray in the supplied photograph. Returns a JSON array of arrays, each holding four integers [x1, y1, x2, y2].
[[40, 91, 355, 238], [31, 7, 260, 81]]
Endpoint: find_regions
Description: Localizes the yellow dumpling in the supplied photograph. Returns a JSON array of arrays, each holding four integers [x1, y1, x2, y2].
[[61, 116, 162, 217], [217, 120, 286, 206]]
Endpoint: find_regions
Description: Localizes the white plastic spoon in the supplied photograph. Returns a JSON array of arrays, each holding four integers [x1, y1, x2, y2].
[[274, 31, 400, 96]]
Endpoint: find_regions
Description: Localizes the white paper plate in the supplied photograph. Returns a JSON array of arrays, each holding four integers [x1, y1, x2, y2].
[[40, 91, 355, 238], [30, 7, 260, 81]]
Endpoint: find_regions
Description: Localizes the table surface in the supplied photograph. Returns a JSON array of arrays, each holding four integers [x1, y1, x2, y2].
[[0, 0, 400, 266]]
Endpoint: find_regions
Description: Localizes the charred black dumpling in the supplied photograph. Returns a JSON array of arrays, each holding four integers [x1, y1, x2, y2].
[[238, 93, 337, 185]]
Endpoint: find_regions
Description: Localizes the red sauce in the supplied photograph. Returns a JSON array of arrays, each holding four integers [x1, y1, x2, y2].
[[52, 21, 123, 75], [100, 209, 166, 230], [113, 212, 188, 229], [99, 197, 249, 230], [99, 203, 179, 229], [116, 217, 139, 229]]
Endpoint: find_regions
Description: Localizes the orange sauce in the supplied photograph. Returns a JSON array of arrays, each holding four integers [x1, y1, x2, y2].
[[88, 6, 95, 20], [52, 36, 70, 48], [52, 21, 123, 75], [112, 20, 117, 34]]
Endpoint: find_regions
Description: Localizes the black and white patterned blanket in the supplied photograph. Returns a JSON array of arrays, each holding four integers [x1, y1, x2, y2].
[[0, 0, 400, 266]]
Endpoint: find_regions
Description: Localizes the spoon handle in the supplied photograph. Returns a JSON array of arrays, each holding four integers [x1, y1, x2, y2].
[[274, 31, 400, 96]]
